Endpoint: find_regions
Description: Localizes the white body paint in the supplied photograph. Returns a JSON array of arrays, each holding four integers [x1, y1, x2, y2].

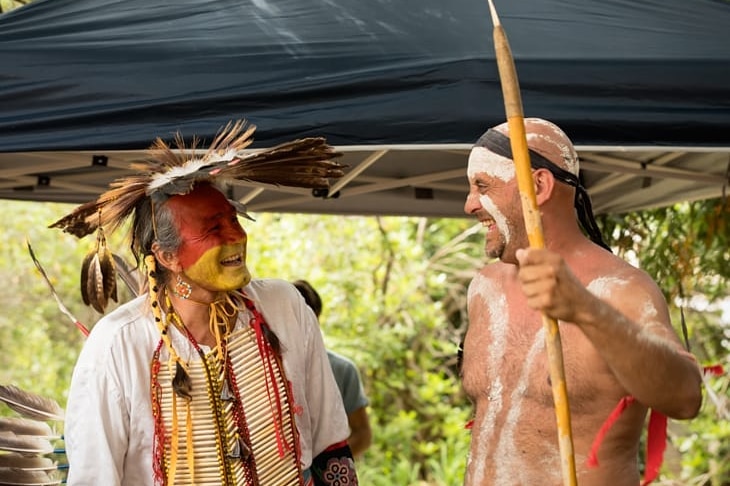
[[523, 118, 580, 176], [465, 274, 563, 485], [467, 274, 509, 484], [492, 327, 546, 485], [587, 276, 626, 299], [589, 276, 661, 330]]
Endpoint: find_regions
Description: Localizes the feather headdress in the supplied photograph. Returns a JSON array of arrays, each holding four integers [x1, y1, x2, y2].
[[50, 120, 345, 239], [48, 120, 344, 314]]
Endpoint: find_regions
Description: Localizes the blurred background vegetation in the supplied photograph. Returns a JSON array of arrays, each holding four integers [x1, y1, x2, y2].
[[0, 196, 727, 485]]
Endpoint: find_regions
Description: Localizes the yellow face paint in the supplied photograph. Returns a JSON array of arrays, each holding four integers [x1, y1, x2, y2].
[[167, 184, 251, 292], [183, 242, 251, 292]]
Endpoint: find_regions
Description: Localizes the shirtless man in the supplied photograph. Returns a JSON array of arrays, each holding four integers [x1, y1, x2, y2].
[[461, 118, 702, 485]]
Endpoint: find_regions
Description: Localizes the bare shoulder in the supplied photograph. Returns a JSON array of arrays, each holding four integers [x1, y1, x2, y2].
[[474, 259, 516, 282], [577, 247, 674, 334], [468, 261, 516, 300], [580, 249, 663, 300]]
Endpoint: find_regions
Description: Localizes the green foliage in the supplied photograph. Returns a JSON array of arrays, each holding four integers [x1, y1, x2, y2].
[[600, 198, 730, 485], [0, 201, 90, 412], [0, 0, 29, 14], [247, 214, 479, 484]]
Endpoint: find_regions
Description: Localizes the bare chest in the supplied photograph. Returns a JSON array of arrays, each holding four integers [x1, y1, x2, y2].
[[463, 303, 607, 404]]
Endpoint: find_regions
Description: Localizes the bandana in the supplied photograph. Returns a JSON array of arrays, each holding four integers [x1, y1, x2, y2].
[[477, 129, 610, 251]]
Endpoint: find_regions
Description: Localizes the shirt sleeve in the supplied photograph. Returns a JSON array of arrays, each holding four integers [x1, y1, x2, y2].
[[64, 324, 129, 485], [327, 351, 369, 414], [299, 298, 351, 458]]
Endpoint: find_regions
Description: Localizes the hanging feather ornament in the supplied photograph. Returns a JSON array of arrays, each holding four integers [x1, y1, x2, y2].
[[79, 223, 117, 314]]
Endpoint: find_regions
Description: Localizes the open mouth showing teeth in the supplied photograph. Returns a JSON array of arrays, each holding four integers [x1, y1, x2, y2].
[[220, 254, 242, 265]]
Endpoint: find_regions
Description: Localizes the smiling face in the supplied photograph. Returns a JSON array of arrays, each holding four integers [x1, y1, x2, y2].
[[166, 184, 251, 294], [464, 146, 524, 262]]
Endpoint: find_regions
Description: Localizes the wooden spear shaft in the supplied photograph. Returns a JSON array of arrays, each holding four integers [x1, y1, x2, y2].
[[485, 1, 578, 484]]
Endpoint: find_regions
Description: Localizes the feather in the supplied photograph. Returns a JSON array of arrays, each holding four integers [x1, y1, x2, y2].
[[210, 137, 345, 189], [0, 455, 55, 471], [49, 173, 151, 238], [0, 418, 53, 438], [98, 231, 118, 305], [0, 466, 60, 485], [84, 253, 105, 313], [111, 253, 143, 297], [80, 227, 117, 314], [26, 240, 90, 336], [146, 159, 214, 195], [49, 119, 345, 240], [0, 432, 54, 455], [0, 386, 64, 422], [79, 250, 94, 307]]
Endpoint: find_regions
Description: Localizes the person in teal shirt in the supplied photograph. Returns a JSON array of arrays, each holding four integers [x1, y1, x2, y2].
[[293, 280, 373, 458]]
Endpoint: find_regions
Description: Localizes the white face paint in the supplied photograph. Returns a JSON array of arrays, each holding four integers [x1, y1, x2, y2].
[[479, 194, 511, 255], [467, 146, 515, 182], [467, 147, 515, 257]]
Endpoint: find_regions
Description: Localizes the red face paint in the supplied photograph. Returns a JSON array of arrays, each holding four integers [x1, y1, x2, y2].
[[166, 184, 251, 292]]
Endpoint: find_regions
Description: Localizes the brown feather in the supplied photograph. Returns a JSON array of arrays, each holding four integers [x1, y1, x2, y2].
[[0, 466, 59, 485], [0, 418, 53, 438], [0, 386, 64, 422], [86, 253, 106, 314], [111, 253, 142, 297], [207, 120, 255, 154], [75, 226, 119, 313], [0, 454, 55, 471], [79, 250, 94, 307], [98, 232, 117, 305], [0, 432, 54, 455], [212, 137, 345, 189], [49, 174, 152, 238]]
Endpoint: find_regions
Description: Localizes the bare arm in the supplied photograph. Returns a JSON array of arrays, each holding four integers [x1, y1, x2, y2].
[[346, 406, 372, 458], [515, 248, 702, 419]]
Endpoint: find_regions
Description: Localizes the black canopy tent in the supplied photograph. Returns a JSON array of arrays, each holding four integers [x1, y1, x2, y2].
[[0, 0, 728, 217]]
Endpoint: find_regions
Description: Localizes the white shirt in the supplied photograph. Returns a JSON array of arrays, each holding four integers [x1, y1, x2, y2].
[[65, 278, 349, 485]]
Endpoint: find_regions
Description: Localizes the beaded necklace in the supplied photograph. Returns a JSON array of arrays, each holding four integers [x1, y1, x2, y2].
[[149, 282, 303, 485]]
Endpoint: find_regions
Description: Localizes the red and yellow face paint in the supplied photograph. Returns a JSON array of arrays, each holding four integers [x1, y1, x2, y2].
[[166, 184, 251, 293]]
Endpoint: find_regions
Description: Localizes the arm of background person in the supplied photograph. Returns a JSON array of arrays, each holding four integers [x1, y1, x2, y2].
[[346, 406, 372, 457]]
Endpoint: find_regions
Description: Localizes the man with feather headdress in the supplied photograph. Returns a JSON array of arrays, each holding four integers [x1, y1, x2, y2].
[[54, 121, 358, 486]]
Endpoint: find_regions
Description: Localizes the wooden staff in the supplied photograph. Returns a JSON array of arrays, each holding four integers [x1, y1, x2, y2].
[[485, 1, 578, 484]]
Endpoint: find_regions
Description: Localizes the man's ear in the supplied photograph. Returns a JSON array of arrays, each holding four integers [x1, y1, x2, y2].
[[151, 242, 182, 273], [533, 168, 555, 205]]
